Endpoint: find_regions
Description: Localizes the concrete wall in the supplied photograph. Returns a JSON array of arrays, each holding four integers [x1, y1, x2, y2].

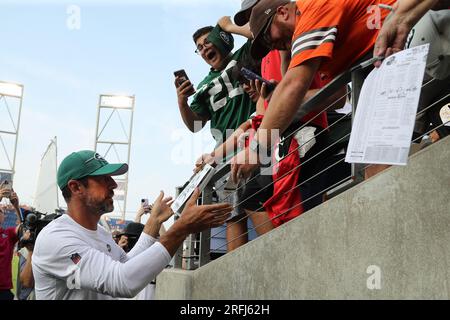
[[156, 136, 450, 299]]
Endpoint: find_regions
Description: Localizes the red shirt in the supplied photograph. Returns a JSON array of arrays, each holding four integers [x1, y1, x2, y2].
[[262, 50, 328, 128], [262, 50, 283, 111], [256, 50, 330, 226], [0, 226, 18, 290]]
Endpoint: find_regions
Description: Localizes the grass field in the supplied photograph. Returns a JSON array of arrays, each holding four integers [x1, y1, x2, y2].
[[11, 255, 18, 297]]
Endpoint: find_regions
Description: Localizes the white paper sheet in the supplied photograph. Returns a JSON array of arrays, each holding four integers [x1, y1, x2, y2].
[[345, 44, 429, 166]]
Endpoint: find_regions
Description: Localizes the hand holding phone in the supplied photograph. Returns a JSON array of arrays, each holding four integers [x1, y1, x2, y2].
[[0, 180, 12, 199], [240, 67, 276, 94], [174, 69, 196, 97], [141, 198, 151, 213], [174, 69, 190, 87]]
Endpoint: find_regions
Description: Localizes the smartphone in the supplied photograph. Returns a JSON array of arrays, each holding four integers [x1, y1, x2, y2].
[[1, 180, 12, 198], [174, 69, 191, 87], [141, 198, 151, 213], [240, 67, 276, 94], [174, 69, 195, 95]]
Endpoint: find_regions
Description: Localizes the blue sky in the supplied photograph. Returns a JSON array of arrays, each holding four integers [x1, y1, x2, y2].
[[0, 0, 245, 220]]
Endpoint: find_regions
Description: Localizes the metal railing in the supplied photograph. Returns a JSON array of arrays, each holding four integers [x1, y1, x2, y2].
[[173, 58, 450, 270]]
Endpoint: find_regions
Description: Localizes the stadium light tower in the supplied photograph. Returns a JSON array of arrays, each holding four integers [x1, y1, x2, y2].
[[94, 94, 135, 220], [0, 80, 24, 185]]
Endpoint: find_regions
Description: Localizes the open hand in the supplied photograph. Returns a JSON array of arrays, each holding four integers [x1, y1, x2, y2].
[[178, 188, 232, 234], [194, 153, 216, 173], [151, 191, 175, 224]]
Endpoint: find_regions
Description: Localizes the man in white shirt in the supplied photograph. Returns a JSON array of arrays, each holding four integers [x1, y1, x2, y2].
[[32, 150, 232, 300]]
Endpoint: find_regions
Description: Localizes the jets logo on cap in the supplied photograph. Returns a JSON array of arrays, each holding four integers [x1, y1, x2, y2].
[[94, 153, 106, 161], [265, 9, 272, 15], [220, 31, 231, 45]]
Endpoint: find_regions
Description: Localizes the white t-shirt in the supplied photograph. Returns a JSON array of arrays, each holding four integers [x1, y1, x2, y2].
[[136, 283, 155, 300], [32, 214, 171, 300]]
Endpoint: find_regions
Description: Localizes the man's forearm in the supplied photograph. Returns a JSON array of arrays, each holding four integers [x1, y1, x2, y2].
[[294, 85, 347, 121], [258, 59, 320, 148], [159, 223, 188, 256], [14, 206, 22, 222], [218, 17, 253, 39], [178, 99, 205, 132], [143, 216, 162, 238], [224, 24, 252, 39], [396, 0, 439, 27], [213, 121, 251, 159]]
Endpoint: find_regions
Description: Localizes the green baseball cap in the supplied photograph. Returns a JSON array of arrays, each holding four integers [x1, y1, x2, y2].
[[207, 24, 234, 57], [57, 150, 128, 190]]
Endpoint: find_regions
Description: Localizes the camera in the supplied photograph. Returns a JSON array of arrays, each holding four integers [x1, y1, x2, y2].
[[18, 209, 63, 248]]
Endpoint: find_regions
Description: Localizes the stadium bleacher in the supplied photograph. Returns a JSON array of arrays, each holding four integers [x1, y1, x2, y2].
[[105, 218, 132, 233], [2, 209, 18, 229]]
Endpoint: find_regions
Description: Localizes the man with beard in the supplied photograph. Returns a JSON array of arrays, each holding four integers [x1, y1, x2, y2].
[[32, 150, 232, 299], [231, 0, 397, 182]]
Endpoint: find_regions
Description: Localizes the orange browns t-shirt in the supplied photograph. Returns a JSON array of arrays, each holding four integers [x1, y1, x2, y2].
[[289, 0, 397, 80]]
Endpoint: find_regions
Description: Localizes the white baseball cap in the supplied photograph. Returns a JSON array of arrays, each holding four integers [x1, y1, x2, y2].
[[406, 10, 450, 80], [234, 0, 259, 26]]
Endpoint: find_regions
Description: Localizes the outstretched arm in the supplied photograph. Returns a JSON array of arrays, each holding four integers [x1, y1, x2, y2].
[[194, 119, 252, 173], [374, 0, 440, 66], [218, 16, 253, 39], [9, 191, 22, 235], [231, 58, 322, 183], [175, 77, 209, 132], [159, 188, 232, 256]]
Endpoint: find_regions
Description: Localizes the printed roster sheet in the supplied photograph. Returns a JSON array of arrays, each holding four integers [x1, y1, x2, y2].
[[346, 44, 429, 166]]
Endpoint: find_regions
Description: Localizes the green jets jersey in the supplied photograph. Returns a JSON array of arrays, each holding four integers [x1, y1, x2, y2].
[[190, 40, 256, 145]]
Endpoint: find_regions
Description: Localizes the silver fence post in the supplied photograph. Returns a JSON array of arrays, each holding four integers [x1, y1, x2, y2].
[[184, 234, 198, 270], [172, 186, 184, 269], [198, 183, 213, 267], [350, 67, 372, 183]]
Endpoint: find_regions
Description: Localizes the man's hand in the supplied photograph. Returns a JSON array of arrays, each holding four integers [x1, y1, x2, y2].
[[9, 191, 19, 209], [194, 153, 216, 173], [118, 235, 128, 249], [134, 204, 152, 223], [159, 188, 232, 256], [177, 188, 233, 234], [373, 0, 440, 67], [0, 188, 11, 201], [22, 230, 34, 252], [251, 79, 278, 102], [230, 147, 260, 184], [150, 191, 174, 224], [218, 16, 233, 32], [22, 229, 31, 241], [175, 77, 195, 103], [142, 191, 174, 238]]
